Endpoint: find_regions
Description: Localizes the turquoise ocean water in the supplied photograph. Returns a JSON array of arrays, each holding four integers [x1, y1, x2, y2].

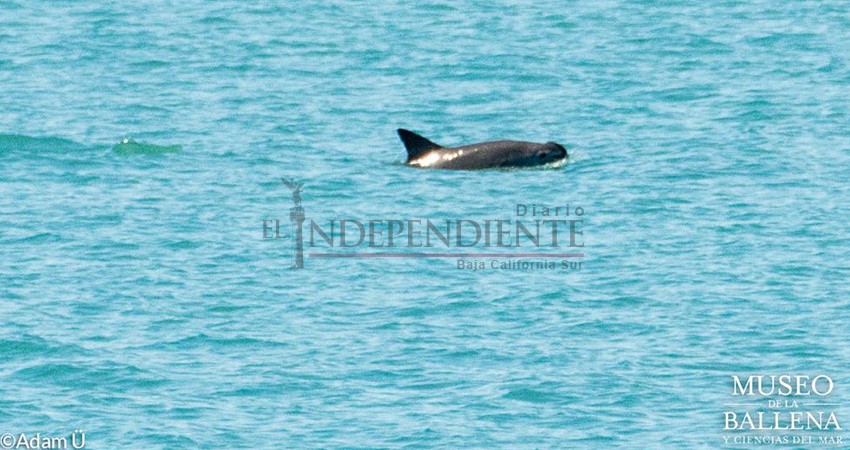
[[2, 1, 849, 448]]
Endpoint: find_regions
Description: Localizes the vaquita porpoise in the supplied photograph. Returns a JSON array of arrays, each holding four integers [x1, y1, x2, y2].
[[397, 129, 567, 170]]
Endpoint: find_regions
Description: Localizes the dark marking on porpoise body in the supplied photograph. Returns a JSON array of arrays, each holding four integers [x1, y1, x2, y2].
[[397, 129, 567, 170]]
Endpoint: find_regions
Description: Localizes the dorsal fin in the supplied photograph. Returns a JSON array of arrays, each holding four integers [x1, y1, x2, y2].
[[397, 129, 443, 161]]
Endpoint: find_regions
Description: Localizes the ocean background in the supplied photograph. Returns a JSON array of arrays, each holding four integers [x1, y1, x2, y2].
[[2, 1, 849, 448]]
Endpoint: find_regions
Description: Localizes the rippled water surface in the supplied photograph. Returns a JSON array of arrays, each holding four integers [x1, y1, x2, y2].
[[2, 1, 850, 448]]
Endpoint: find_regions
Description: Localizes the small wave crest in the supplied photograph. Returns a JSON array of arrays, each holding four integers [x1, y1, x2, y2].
[[0, 133, 85, 154]]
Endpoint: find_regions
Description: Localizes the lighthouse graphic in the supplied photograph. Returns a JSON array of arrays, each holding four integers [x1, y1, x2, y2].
[[281, 177, 305, 269]]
